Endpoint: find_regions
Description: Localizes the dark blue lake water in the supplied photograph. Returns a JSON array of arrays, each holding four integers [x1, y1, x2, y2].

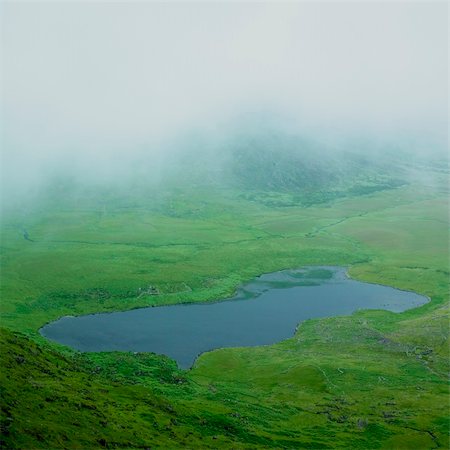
[[40, 267, 428, 369]]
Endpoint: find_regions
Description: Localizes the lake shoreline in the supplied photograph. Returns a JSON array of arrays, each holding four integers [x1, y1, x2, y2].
[[40, 266, 429, 369]]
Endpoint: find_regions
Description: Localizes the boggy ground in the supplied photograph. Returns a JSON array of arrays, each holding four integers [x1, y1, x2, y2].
[[0, 170, 448, 449]]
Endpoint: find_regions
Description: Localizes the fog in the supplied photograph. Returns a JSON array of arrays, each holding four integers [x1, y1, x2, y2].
[[1, 2, 448, 203]]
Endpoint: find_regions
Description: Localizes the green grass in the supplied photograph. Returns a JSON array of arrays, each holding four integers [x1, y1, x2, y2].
[[1, 169, 449, 448]]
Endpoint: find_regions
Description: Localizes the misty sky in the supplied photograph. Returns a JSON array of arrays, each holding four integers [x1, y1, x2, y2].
[[1, 2, 448, 194]]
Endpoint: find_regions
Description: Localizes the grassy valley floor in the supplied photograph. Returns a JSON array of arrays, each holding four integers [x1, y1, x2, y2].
[[1, 172, 449, 448]]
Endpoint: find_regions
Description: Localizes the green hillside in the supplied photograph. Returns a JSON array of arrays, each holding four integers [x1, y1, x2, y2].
[[0, 149, 448, 448]]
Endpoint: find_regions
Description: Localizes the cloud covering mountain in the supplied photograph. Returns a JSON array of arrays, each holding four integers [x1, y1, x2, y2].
[[1, 2, 447, 199]]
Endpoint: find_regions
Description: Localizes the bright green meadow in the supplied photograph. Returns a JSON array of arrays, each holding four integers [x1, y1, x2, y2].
[[0, 157, 449, 448]]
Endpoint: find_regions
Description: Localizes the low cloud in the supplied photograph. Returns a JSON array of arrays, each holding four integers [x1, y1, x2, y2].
[[1, 2, 447, 201]]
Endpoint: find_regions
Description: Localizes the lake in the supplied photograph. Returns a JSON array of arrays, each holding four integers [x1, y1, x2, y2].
[[40, 266, 428, 369]]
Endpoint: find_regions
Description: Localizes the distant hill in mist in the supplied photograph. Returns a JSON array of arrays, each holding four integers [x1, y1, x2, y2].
[[4, 126, 447, 214], [163, 128, 411, 207]]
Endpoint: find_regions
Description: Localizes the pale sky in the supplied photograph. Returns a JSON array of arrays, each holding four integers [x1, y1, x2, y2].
[[1, 1, 448, 193]]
